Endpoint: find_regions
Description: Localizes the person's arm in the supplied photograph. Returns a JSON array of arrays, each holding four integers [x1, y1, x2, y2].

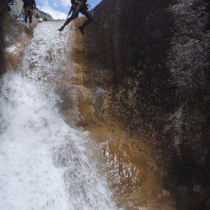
[[33, 0, 36, 10], [69, 6, 73, 15], [8, 0, 13, 5], [67, 6, 73, 18], [22, 0, 25, 10]]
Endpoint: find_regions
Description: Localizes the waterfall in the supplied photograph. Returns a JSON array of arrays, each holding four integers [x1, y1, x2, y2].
[[0, 21, 120, 210]]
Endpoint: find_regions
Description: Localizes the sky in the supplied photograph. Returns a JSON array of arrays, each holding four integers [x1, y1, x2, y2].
[[35, 0, 102, 20]]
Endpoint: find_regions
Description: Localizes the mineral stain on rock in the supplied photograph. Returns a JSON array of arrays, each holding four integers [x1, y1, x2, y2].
[[77, 0, 210, 209]]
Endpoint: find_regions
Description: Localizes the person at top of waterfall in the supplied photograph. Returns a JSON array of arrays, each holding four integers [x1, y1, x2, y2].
[[58, 0, 93, 34], [22, 0, 36, 24], [8, 0, 13, 12]]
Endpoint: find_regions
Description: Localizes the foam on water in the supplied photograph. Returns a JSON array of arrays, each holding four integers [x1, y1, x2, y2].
[[0, 21, 119, 210]]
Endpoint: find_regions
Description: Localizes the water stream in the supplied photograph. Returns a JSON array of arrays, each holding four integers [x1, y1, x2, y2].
[[0, 21, 119, 210]]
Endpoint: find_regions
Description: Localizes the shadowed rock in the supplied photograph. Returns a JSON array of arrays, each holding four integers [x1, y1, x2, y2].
[[82, 0, 210, 208], [0, 0, 9, 76]]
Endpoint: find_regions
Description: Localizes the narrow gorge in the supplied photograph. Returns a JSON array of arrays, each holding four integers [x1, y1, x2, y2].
[[0, 0, 210, 209]]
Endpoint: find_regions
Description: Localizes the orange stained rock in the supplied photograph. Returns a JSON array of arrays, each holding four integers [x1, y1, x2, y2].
[[69, 18, 176, 210]]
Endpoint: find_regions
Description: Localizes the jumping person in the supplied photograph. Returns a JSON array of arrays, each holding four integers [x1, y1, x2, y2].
[[58, 0, 93, 34], [22, 0, 36, 24]]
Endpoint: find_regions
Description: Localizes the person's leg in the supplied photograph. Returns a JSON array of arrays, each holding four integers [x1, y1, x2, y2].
[[29, 9, 33, 23], [8, 5, 11, 12], [24, 9, 28, 24], [78, 10, 93, 34], [58, 7, 80, 31]]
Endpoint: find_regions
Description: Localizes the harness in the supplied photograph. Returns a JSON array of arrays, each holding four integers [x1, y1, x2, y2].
[[24, 0, 34, 10], [73, 0, 88, 11]]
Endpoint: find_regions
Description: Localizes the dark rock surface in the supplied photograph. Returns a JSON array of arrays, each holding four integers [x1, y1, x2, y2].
[[0, 0, 9, 76], [83, 0, 210, 208]]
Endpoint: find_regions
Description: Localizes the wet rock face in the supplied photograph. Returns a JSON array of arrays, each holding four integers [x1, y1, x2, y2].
[[0, 0, 29, 75], [0, 0, 9, 76], [1, 2, 34, 73], [2, 12, 33, 48], [83, 0, 210, 208]]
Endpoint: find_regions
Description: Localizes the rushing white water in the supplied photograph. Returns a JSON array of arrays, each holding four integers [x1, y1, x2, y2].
[[0, 21, 119, 210]]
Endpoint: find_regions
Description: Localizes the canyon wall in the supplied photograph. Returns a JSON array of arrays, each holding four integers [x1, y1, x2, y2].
[[0, 0, 9, 76], [1, 0, 35, 75], [1, 0, 210, 208], [82, 0, 210, 208]]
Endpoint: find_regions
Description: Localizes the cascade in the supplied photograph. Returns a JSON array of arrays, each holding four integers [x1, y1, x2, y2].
[[0, 21, 120, 210]]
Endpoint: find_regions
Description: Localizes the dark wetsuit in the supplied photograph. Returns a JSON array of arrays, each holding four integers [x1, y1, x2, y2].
[[59, 0, 93, 33], [68, 0, 78, 18], [23, 0, 36, 23]]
